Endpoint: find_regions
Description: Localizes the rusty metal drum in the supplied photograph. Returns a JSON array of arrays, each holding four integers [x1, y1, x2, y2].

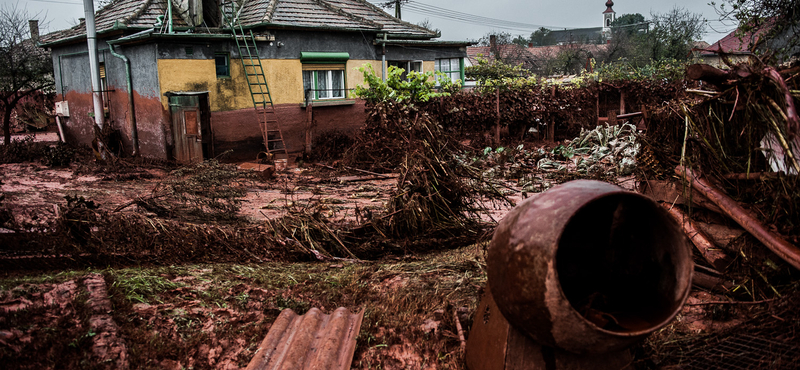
[[487, 180, 693, 355]]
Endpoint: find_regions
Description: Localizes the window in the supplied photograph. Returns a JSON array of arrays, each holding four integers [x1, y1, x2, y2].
[[215, 53, 229, 77], [300, 52, 350, 101], [388, 60, 423, 80], [435, 58, 463, 83], [303, 69, 345, 100]]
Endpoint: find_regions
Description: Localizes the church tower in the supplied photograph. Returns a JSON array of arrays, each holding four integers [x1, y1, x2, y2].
[[602, 0, 616, 32]]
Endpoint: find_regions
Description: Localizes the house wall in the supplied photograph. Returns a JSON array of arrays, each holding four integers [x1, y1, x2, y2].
[[52, 42, 170, 159], [50, 30, 468, 161]]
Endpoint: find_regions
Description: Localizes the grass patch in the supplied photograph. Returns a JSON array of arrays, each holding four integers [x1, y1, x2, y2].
[[2, 245, 487, 369]]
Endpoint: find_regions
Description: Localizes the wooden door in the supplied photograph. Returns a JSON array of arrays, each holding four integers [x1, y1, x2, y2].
[[170, 95, 203, 164]]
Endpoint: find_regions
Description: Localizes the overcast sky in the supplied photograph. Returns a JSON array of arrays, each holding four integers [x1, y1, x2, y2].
[[9, 0, 738, 44]]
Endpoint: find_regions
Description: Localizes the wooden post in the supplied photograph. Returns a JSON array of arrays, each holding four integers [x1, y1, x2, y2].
[[548, 85, 556, 142], [596, 91, 600, 125], [619, 90, 626, 115], [305, 97, 313, 155], [495, 87, 500, 146], [607, 110, 617, 126]]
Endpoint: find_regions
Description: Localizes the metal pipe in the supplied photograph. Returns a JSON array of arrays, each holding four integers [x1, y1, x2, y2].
[[167, 0, 173, 34], [487, 180, 692, 355], [108, 44, 139, 157], [83, 0, 106, 159], [381, 33, 387, 82], [55, 116, 66, 143]]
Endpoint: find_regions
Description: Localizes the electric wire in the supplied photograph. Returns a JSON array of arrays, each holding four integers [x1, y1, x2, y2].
[[29, 0, 83, 5]]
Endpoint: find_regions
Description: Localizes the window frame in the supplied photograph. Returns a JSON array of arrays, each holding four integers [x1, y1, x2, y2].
[[434, 57, 464, 84], [302, 66, 346, 101], [387, 60, 423, 80], [214, 52, 230, 78]]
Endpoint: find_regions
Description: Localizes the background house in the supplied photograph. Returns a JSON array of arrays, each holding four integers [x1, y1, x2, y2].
[[40, 0, 470, 162]]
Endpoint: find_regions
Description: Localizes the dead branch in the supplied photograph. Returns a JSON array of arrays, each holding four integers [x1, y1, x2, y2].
[[764, 66, 800, 139], [685, 298, 776, 306], [663, 203, 733, 271], [721, 172, 778, 180], [686, 63, 752, 86], [676, 165, 800, 270], [693, 269, 734, 292], [453, 308, 466, 352]]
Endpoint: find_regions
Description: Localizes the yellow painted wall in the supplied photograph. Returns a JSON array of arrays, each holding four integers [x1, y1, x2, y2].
[[347, 60, 383, 94], [158, 58, 381, 110]]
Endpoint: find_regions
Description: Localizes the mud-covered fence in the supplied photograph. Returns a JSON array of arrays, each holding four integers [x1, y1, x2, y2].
[[412, 80, 684, 143]]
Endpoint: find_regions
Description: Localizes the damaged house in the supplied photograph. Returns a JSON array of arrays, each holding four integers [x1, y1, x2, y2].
[[40, 0, 469, 162]]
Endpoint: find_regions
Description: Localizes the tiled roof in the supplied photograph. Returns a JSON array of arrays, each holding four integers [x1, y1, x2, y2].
[[467, 45, 539, 70], [323, 0, 434, 36], [702, 29, 758, 55], [467, 44, 609, 72], [41, 0, 435, 45], [246, 307, 364, 370]]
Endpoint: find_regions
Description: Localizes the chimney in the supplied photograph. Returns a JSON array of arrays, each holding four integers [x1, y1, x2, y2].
[[528, 42, 533, 48], [490, 34, 497, 60], [29, 20, 39, 42]]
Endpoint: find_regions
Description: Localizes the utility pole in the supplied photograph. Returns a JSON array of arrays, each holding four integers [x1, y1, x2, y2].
[[83, 0, 105, 160], [395, 0, 401, 19]]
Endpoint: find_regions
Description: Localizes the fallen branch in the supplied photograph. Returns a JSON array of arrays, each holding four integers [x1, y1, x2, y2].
[[692, 269, 734, 292], [721, 172, 778, 180], [112, 193, 170, 212], [676, 165, 800, 270], [686, 298, 776, 306], [764, 66, 799, 139], [453, 308, 466, 352], [663, 203, 732, 271]]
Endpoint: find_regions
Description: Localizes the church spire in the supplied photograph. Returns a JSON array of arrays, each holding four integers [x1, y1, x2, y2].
[[603, 0, 616, 32], [604, 0, 615, 14]]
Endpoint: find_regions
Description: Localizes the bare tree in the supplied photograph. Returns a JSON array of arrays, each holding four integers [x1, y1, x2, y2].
[[0, 3, 53, 145], [646, 7, 706, 61]]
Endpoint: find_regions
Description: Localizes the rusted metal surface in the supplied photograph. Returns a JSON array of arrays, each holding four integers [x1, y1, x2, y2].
[[465, 288, 633, 370], [245, 307, 363, 370], [676, 166, 800, 270], [487, 180, 693, 355]]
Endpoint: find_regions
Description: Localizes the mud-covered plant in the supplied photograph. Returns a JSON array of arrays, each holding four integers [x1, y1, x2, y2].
[[40, 142, 75, 167], [0, 134, 39, 163], [59, 195, 100, 246], [152, 159, 254, 221]]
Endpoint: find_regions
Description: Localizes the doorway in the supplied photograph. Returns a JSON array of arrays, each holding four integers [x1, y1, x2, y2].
[[168, 92, 212, 164]]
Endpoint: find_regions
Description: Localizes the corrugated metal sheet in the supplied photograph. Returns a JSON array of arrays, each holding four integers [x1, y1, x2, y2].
[[246, 307, 364, 370]]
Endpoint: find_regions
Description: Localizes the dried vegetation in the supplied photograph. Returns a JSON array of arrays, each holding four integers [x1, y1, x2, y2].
[[2, 59, 800, 369]]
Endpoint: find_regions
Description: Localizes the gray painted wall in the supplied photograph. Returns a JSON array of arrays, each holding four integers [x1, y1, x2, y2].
[[153, 30, 466, 62]]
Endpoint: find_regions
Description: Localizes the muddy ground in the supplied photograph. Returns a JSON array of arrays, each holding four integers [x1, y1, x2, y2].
[[1, 135, 799, 369]]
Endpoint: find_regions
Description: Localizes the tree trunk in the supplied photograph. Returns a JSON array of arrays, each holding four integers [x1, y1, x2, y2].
[[2, 102, 12, 146]]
